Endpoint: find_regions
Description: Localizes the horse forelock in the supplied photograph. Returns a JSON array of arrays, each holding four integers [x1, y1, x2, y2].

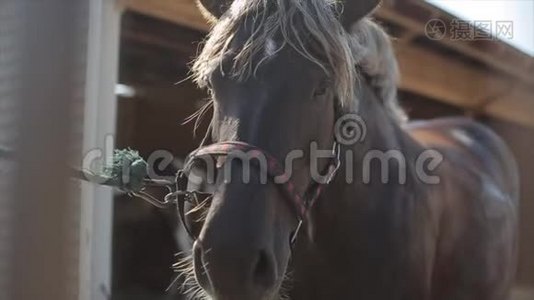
[[192, 0, 406, 121]]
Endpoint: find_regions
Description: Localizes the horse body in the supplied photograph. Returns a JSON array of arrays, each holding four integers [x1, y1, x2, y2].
[[410, 118, 519, 300], [288, 83, 518, 300]]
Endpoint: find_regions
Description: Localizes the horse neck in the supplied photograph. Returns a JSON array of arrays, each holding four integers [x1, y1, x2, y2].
[[289, 83, 435, 299], [312, 81, 428, 243], [341, 81, 423, 189]]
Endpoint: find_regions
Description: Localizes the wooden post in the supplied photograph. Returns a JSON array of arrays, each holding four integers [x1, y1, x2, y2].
[[79, 1, 122, 300], [8, 1, 87, 299]]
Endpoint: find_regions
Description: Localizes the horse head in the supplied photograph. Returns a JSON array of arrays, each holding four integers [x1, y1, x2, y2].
[[183, 1, 380, 299]]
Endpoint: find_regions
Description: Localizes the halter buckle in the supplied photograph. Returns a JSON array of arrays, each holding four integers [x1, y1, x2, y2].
[[290, 220, 303, 246], [326, 141, 341, 184]]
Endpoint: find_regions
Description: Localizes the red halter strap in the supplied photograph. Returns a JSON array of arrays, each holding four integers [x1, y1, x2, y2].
[[180, 141, 341, 222]]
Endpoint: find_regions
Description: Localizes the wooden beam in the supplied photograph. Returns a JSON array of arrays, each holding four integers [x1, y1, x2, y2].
[[396, 41, 509, 108], [484, 85, 534, 128], [376, 2, 534, 88], [395, 42, 534, 127], [119, 0, 210, 31]]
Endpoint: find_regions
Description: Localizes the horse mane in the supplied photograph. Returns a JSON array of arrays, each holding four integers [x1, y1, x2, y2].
[[192, 0, 406, 122], [350, 19, 407, 122]]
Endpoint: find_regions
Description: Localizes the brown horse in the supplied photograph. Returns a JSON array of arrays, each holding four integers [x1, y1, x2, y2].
[[175, 0, 519, 299]]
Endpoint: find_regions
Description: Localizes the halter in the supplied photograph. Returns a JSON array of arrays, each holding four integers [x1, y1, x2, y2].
[[170, 140, 341, 246]]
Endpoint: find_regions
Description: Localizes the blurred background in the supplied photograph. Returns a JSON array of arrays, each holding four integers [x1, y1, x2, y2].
[[0, 0, 532, 299]]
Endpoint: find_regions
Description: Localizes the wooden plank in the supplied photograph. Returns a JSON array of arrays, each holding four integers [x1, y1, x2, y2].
[[396, 41, 511, 107], [79, 1, 122, 300], [396, 42, 534, 127], [484, 85, 534, 128], [119, 0, 210, 31], [376, 3, 534, 88], [10, 1, 86, 299]]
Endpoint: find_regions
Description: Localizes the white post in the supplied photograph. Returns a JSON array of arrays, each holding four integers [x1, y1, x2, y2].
[[79, 1, 123, 300]]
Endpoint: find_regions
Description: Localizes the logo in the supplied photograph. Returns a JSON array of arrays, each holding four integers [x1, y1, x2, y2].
[[425, 19, 447, 41]]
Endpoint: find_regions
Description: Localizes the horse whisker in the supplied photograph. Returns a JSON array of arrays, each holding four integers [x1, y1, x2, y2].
[[172, 251, 294, 300]]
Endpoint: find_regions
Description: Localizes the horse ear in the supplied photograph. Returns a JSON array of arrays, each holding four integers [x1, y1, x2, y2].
[[338, 0, 381, 29], [196, 0, 233, 21]]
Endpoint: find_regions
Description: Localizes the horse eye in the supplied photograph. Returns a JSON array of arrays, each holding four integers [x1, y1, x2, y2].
[[313, 81, 329, 97]]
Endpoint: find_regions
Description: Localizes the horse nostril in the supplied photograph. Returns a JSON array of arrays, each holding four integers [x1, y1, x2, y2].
[[252, 250, 276, 288]]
